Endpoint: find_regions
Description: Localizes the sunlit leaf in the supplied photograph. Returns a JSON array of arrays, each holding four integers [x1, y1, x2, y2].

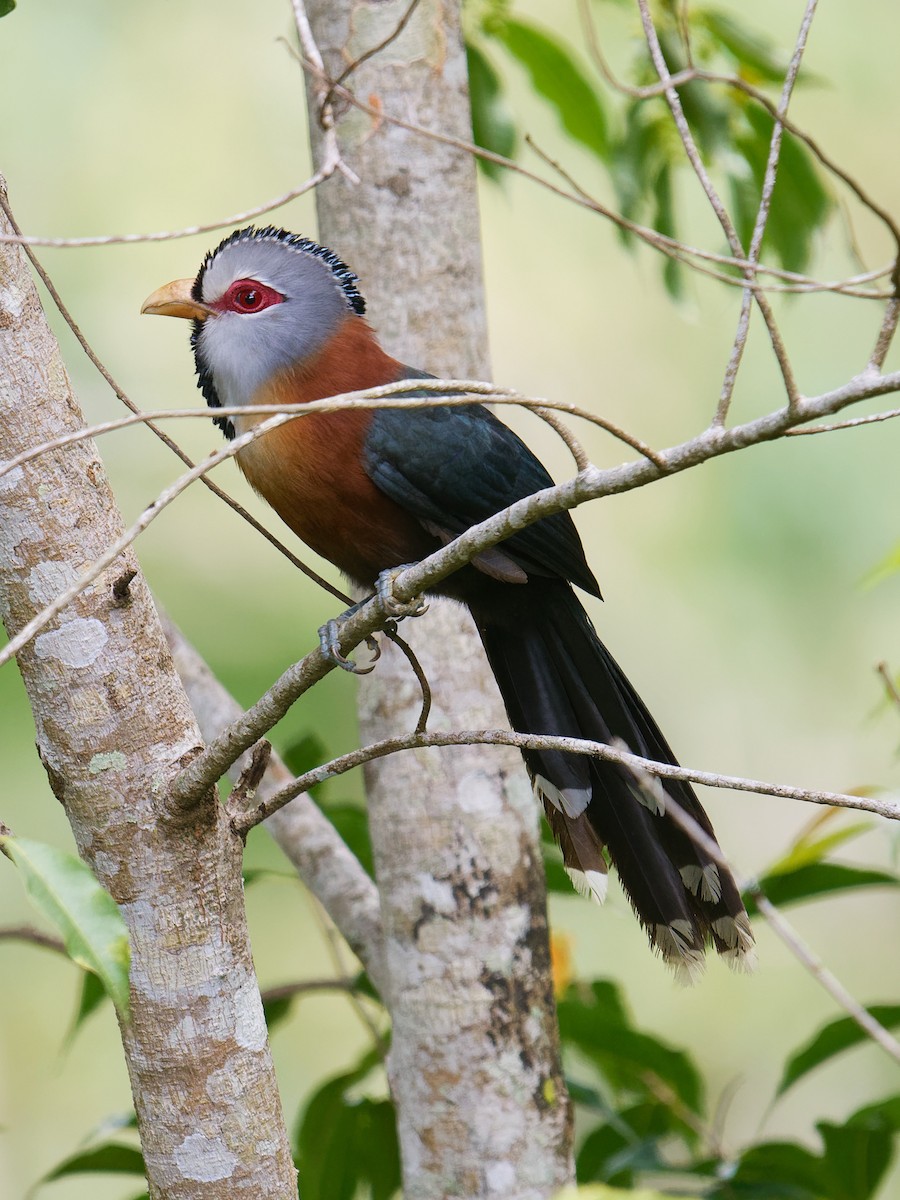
[[768, 814, 871, 875], [862, 541, 900, 589], [776, 1005, 900, 1096], [495, 18, 608, 159], [743, 863, 898, 916], [1, 837, 130, 1020], [698, 10, 789, 83], [467, 41, 516, 180]]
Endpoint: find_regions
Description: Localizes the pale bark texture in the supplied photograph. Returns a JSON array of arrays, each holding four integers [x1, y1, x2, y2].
[[304, 3, 573, 1196], [0, 193, 296, 1199], [163, 614, 388, 994]]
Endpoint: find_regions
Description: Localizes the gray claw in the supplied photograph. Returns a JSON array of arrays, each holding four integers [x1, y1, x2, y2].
[[376, 566, 429, 620], [318, 618, 376, 675]]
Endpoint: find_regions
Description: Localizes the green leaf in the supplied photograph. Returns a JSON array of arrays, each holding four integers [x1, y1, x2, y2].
[[1, 836, 130, 1020], [576, 1101, 689, 1186], [0, 0, 15, 16], [262, 993, 294, 1032], [847, 1095, 900, 1131], [282, 732, 329, 790], [315, 802, 375, 878], [294, 1050, 399, 1200], [698, 10, 789, 83], [732, 105, 833, 273], [657, 29, 729, 156], [777, 1006, 900, 1096], [496, 18, 608, 160], [41, 1142, 146, 1183], [466, 41, 517, 180], [558, 982, 703, 1114], [66, 967, 109, 1045], [743, 863, 899, 916], [768, 817, 872, 875], [725, 1140, 826, 1198], [862, 541, 900, 588], [651, 162, 684, 299], [817, 1117, 894, 1200]]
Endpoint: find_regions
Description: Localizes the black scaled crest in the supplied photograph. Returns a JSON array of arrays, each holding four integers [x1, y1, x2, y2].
[[189, 225, 367, 439], [191, 224, 367, 315]]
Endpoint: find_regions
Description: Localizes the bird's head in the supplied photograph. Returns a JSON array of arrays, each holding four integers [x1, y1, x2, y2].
[[141, 225, 366, 437]]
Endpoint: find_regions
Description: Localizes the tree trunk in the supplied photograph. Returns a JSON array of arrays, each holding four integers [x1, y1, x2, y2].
[[303, 4, 573, 1196], [0, 187, 296, 1199]]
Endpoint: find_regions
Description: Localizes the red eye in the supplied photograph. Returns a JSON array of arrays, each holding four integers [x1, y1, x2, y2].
[[220, 279, 285, 315]]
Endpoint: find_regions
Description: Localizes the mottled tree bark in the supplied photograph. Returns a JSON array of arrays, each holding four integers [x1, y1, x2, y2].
[[303, 3, 573, 1196], [0, 190, 296, 1199]]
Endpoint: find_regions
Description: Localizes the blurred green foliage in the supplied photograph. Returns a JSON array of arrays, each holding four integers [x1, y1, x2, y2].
[[467, 1, 836, 297], [2, 0, 899, 1196], [19, 805, 899, 1196]]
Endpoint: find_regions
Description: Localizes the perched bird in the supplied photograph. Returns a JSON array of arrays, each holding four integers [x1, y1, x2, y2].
[[143, 224, 754, 978]]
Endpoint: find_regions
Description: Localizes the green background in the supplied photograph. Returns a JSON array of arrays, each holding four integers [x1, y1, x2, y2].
[[1, 1, 898, 1196]]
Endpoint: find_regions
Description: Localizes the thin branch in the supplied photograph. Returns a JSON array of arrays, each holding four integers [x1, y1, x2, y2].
[[634, 0, 799, 408], [877, 662, 900, 714], [0, 925, 67, 954], [231, 727, 900, 836], [715, 0, 818, 425], [869, 298, 900, 371], [0, 188, 353, 605], [0, 174, 332, 248], [622, 756, 900, 1065], [0, 385, 665, 481], [259, 977, 365, 1005], [162, 361, 900, 802], [751, 890, 900, 1065], [383, 624, 433, 734], [786, 406, 900, 437], [322, 0, 424, 110], [290, 0, 359, 184], [292, 58, 891, 302]]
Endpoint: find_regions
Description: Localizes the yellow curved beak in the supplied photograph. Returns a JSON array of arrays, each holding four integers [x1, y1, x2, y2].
[[141, 279, 212, 321]]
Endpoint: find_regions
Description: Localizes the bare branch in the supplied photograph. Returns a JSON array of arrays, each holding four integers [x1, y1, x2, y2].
[[0, 925, 67, 955], [231, 726, 900, 836], [715, 0, 818, 425], [751, 891, 900, 1066], [623, 756, 900, 1065], [877, 662, 900, 714], [293, 58, 890, 301], [0, 188, 353, 604], [634, 0, 799, 408], [0, 174, 332, 248]]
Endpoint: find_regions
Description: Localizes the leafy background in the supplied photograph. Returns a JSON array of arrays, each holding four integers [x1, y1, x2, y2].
[[1, 0, 899, 1196]]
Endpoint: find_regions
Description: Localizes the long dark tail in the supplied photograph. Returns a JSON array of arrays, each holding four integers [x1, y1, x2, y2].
[[474, 581, 755, 979]]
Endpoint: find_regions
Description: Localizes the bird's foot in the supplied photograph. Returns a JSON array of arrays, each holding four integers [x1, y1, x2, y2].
[[375, 565, 429, 622], [318, 613, 381, 675], [318, 567, 426, 674]]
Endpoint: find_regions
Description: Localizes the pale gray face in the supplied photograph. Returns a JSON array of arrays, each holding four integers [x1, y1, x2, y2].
[[191, 228, 365, 423]]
